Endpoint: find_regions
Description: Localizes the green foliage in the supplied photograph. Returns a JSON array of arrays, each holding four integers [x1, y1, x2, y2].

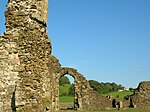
[[68, 84, 75, 96], [88, 80, 103, 93], [59, 84, 75, 97], [59, 76, 70, 86], [89, 80, 125, 94], [59, 84, 72, 96]]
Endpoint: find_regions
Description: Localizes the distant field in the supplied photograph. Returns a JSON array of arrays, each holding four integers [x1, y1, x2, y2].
[[59, 90, 148, 112], [59, 91, 133, 103], [103, 91, 134, 100]]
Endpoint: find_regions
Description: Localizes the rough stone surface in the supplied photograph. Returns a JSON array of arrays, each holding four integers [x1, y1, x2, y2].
[[123, 81, 150, 110], [1, 0, 51, 111], [0, 0, 150, 112], [0, 0, 112, 111], [52, 67, 112, 110]]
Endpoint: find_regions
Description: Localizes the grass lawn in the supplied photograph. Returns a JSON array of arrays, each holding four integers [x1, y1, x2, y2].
[[58, 85, 149, 112], [103, 91, 133, 100], [59, 91, 149, 112], [59, 96, 74, 102], [57, 110, 150, 112], [59, 91, 133, 103], [59, 84, 74, 102]]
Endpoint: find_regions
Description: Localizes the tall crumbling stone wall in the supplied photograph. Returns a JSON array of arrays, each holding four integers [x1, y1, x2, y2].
[[0, 0, 52, 111], [0, 35, 20, 112]]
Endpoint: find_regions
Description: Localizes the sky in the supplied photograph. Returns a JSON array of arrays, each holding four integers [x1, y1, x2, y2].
[[0, 0, 150, 88]]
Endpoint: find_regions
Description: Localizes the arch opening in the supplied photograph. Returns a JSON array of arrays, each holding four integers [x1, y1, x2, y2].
[[53, 68, 82, 111], [59, 74, 75, 110]]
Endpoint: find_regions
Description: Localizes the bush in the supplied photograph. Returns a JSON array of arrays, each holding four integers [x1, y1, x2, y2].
[[59, 76, 70, 86]]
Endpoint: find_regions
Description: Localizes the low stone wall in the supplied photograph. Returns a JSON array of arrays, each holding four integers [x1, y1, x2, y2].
[[123, 81, 150, 110], [132, 81, 150, 110]]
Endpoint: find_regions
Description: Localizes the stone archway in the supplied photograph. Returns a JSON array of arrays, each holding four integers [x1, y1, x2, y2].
[[51, 67, 112, 111], [53, 67, 88, 110]]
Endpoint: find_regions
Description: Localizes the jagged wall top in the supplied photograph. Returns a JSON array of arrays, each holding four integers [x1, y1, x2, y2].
[[7, 0, 48, 25]]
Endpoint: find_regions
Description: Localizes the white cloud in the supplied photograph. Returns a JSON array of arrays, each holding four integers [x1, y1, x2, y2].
[[134, 64, 143, 69]]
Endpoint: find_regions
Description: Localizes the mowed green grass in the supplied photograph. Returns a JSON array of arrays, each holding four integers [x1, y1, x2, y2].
[[59, 90, 134, 103], [59, 88, 149, 112], [57, 110, 150, 112], [59, 84, 74, 102], [103, 91, 134, 100], [59, 96, 74, 102]]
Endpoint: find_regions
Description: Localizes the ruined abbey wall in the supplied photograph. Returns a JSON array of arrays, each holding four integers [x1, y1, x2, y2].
[[0, 0, 150, 112], [123, 81, 150, 110], [132, 81, 150, 110], [49, 56, 112, 111], [0, 0, 52, 111], [0, 1, 112, 111]]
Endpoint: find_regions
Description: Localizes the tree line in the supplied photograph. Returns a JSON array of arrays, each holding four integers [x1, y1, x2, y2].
[[89, 80, 124, 94], [59, 76, 125, 96]]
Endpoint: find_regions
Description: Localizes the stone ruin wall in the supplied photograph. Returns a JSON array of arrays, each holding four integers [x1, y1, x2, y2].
[[0, 0, 150, 112], [50, 56, 112, 111], [0, 0, 52, 111], [132, 81, 150, 110], [0, 0, 112, 111], [123, 81, 150, 110]]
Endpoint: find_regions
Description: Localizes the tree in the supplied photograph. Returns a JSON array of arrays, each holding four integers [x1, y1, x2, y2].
[[111, 82, 119, 92], [68, 84, 75, 96], [89, 80, 125, 94], [89, 80, 101, 93], [105, 82, 113, 93], [59, 76, 70, 86]]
